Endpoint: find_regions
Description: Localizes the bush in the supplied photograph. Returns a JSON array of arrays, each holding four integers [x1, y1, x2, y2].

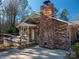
[[73, 42, 79, 58], [5, 26, 18, 34]]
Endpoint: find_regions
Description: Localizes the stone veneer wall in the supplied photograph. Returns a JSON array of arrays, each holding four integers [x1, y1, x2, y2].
[[53, 19, 70, 50], [37, 1, 77, 50], [40, 3, 55, 17], [38, 15, 71, 50], [69, 25, 78, 43]]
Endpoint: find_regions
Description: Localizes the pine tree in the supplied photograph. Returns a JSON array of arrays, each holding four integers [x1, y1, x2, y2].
[[59, 9, 69, 21]]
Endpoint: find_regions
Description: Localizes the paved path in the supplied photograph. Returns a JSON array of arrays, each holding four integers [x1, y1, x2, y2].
[[0, 46, 69, 59]]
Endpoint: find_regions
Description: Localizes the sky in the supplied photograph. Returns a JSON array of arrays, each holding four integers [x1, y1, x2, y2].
[[28, 0, 79, 21]]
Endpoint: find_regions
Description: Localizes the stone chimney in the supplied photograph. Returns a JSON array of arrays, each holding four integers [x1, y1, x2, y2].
[[40, 0, 55, 17]]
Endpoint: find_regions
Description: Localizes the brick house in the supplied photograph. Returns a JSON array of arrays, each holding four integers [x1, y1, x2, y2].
[[17, 0, 78, 50]]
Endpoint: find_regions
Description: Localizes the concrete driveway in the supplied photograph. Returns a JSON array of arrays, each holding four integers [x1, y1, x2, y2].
[[0, 46, 69, 59]]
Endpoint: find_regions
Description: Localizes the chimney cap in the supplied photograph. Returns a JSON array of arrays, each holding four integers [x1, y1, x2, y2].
[[43, 0, 51, 4]]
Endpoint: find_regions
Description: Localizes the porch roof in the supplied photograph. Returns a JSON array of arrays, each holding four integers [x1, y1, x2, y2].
[[17, 22, 37, 28]]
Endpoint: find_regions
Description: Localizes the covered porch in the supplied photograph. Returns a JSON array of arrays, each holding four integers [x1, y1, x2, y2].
[[17, 22, 37, 47]]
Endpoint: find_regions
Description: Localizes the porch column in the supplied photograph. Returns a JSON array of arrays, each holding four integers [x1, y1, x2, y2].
[[31, 29, 35, 40], [26, 26, 30, 44]]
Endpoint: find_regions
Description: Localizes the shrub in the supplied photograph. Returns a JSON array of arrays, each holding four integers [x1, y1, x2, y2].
[[73, 42, 79, 58], [5, 26, 18, 34]]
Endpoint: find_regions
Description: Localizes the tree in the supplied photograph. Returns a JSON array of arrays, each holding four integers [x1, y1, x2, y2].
[[4, 0, 28, 24], [0, 2, 5, 43], [59, 9, 69, 21], [4, 0, 28, 34], [0, 0, 2, 5], [0, 12, 1, 38], [5, 0, 18, 26], [54, 7, 58, 17], [17, 0, 28, 22]]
